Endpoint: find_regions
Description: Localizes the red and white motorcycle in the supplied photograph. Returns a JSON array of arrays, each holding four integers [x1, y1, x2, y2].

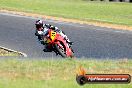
[[43, 29, 74, 58]]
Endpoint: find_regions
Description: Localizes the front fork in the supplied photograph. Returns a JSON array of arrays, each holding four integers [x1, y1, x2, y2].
[[53, 41, 65, 56]]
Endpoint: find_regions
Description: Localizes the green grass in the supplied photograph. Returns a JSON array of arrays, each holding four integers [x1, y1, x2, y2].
[[0, 0, 132, 26], [0, 58, 131, 88]]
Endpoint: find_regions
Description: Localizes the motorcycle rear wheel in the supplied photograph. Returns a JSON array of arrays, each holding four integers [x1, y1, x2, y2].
[[70, 50, 74, 58]]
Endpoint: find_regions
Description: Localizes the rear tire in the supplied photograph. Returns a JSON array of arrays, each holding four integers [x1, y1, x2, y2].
[[70, 51, 74, 58], [70, 48, 74, 58]]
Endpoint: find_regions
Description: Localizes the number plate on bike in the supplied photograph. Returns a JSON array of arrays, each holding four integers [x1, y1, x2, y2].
[[50, 31, 56, 40]]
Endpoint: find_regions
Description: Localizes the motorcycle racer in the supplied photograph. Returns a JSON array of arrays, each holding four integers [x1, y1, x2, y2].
[[35, 20, 72, 52]]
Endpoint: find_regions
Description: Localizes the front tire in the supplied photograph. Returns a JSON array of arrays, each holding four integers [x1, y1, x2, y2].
[[54, 43, 67, 58]]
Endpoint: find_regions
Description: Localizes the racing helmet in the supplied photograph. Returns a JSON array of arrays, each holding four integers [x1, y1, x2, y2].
[[35, 20, 43, 29]]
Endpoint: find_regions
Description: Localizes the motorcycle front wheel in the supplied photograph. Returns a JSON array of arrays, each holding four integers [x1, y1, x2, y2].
[[54, 43, 67, 58]]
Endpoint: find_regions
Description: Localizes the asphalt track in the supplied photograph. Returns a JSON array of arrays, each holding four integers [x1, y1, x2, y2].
[[1, 13, 132, 59]]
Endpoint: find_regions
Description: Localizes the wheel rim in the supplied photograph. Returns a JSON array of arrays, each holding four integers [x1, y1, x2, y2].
[[57, 44, 65, 54]]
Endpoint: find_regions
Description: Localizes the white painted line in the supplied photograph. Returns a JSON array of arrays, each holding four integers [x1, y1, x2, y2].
[[0, 46, 27, 57]]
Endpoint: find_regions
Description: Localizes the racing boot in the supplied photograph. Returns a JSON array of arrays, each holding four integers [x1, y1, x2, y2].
[[59, 30, 73, 45]]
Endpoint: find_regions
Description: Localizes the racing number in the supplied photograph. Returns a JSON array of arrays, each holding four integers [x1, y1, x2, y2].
[[50, 31, 56, 40]]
